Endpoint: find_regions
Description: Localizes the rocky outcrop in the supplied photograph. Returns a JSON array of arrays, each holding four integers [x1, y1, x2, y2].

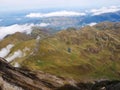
[[0, 57, 120, 90], [0, 57, 79, 90]]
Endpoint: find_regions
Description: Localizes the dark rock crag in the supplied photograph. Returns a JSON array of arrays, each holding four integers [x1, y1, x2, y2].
[[0, 57, 120, 90], [0, 57, 78, 90]]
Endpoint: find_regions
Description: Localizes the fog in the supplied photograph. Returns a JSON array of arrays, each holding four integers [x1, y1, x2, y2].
[[0, 44, 14, 58]]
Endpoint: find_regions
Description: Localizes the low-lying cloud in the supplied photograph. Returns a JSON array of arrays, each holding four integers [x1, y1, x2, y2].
[[0, 44, 14, 58], [39, 23, 50, 27], [5, 47, 31, 62], [87, 22, 97, 26], [0, 23, 49, 40], [0, 24, 34, 40], [6, 50, 23, 62], [26, 11, 86, 18], [91, 6, 120, 15]]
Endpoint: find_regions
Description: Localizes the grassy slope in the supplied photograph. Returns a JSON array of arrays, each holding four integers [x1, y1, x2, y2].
[[0, 22, 120, 81], [22, 23, 120, 81]]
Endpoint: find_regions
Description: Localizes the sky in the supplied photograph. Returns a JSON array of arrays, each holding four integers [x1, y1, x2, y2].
[[0, 0, 120, 11]]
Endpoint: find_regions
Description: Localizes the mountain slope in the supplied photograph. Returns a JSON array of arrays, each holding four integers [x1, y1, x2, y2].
[[0, 22, 120, 81], [21, 22, 120, 80]]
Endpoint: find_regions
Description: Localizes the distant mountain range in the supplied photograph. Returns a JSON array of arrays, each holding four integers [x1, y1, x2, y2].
[[1, 6, 120, 30]]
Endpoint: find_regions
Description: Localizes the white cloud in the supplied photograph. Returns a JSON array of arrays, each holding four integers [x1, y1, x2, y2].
[[5, 47, 31, 62], [6, 50, 23, 62], [0, 44, 14, 58], [38, 23, 50, 27], [0, 24, 34, 40], [87, 22, 97, 26], [0, 23, 49, 40], [91, 6, 120, 15], [26, 11, 86, 18]]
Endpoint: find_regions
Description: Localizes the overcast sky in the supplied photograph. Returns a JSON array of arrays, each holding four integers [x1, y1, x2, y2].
[[0, 0, 120, 11]]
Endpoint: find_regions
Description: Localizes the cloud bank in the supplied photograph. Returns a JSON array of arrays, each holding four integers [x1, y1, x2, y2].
[[38, 23, 50, 27], [0, 23, 49, 40], [26, 11, 86, 18], [87, 22, 97, 26], [0, 44, 14, 58], [0, 24, 34, 40], [91, 6, 120, 15], [6, 50, 23, 62]]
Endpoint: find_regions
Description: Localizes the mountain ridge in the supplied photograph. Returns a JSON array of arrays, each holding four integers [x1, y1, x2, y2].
[[0, 22, 119, 81]]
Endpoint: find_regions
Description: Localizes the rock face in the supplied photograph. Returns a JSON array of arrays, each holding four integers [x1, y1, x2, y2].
[[0, 57, 120, 90], [0, 57, 76, 90]]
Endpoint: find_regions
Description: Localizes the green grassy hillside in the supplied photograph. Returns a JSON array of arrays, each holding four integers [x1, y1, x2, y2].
[[0, 22, 120, 81]]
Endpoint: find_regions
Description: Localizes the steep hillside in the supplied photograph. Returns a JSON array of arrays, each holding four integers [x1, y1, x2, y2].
[[22, 22, 120, 80], [0, 22, 120, 81]]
